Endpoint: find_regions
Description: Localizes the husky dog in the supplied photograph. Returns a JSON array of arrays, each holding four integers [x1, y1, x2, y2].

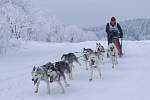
[[47, 63, 70, 94], [83, 48, 94, 70], [31, 62, 69, 94], [31, 66, 50, 94], [88, 53, 102, 81], [108, 43, 118, 68], [83, 48, 94, 55], [47, 67, 66, 93], [61, 53, 81, 79], [61, 53, 81, 66], [43, 62, 69, 86], [54, 61, 71, 81], [96, 43, 105, 64]]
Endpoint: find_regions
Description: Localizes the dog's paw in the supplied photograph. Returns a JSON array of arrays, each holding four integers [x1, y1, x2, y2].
[[112, 66, 115, 69], [50, 80, 53, 83], [89, 78, 92, 82], [34, 91, 38, 93]]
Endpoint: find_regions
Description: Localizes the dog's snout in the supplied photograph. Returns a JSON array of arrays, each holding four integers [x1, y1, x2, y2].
[[32, 79, 34, 81]]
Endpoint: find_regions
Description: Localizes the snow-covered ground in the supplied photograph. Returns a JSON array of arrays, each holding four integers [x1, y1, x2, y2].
[[0, 40, 150, 100]]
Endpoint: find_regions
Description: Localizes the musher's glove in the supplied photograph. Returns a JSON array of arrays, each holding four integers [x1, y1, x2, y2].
[[120, 35, 123, 38]]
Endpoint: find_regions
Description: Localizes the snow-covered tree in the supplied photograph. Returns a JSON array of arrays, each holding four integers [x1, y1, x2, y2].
[[0, 0, 99, 54]]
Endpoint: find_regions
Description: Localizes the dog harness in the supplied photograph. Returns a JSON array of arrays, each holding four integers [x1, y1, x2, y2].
[[109, 23, 119, 33]]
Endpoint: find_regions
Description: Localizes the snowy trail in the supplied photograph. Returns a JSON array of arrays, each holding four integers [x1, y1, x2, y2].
[[0, 41, 150, 100]]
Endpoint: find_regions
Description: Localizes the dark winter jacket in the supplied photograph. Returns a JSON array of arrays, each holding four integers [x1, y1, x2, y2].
[[106, 22, 123, 38]]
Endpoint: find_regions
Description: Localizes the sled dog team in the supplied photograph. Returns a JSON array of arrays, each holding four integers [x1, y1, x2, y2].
[[31, 42, 119, 94]]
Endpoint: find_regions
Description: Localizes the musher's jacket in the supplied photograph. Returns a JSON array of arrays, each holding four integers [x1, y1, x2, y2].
[[106, 22, 123, 38]]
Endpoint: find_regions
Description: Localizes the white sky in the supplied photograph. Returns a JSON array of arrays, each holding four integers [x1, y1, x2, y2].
[[31, 0, 150, 27]]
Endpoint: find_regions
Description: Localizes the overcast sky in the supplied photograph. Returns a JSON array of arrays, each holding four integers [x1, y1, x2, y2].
[[31, 0, 150, 27]]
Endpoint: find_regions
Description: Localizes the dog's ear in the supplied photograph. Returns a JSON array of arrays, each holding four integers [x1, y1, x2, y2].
[[61, 54, 65, 60], [61, 56, 63, 60], [49, 63, 54, 68], [37, 66, 40, 71], [33, 66, 36, 71]]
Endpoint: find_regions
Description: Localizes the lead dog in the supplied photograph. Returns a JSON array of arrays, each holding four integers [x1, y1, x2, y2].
[[32, 65, 50, 94], [31, 62, 69, 94], [107, 43, 118, 68]]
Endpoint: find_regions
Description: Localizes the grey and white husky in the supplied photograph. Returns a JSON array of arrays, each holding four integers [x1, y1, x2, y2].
[[32, 65, 50, 94], [31, 62, 69, 94], [54, 61, 72, 80], [96, 43, 105, 64], [88, 53, 102, 81], [61, 53, 81, 79], [42, 62, 69, 85], [107, 43, 118, 68], [83, 48, 94, 70], [82, 48, 102, 81]]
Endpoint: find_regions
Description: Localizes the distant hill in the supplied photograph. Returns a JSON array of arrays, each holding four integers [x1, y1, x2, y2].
[[83, 18, 150, 40]]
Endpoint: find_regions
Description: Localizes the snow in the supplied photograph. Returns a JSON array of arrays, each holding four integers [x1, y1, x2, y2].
[[0, 40, 150, 100]]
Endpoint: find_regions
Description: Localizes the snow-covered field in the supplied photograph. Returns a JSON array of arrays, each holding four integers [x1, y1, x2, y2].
[[0, 40, 150, 100]]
